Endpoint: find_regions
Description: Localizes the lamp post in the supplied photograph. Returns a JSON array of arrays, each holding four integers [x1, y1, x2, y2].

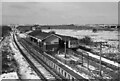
[[64, 40, 67, 58], [99, 42, 102, 77], [87, 53, 89, 70]]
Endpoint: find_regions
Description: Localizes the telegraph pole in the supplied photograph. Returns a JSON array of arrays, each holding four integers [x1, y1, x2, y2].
[[99, 42, 102, 77], [81, 44, 83, 66]]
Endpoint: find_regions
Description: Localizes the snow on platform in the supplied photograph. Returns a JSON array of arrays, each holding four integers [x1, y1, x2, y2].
[[78, 49, 120, 67], [9, 38, 40, 79], [0, 72, 19, 80]]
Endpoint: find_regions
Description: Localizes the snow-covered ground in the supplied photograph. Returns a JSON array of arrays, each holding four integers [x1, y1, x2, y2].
[[0, 36, 19, 80], [14, 34, 55, 80], [9, 35, 40, 79]]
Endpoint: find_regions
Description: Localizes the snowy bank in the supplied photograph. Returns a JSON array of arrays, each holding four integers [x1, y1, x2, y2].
[[9, 38, 40, 79], [13, 34, 55, 80], [18, 40, 55, 80]]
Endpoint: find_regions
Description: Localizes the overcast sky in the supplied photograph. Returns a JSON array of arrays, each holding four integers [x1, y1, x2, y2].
[[2, 2, 118, 25]]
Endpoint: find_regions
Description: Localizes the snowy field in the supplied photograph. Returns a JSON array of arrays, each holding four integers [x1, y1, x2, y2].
[[42, 29, 118, 43]]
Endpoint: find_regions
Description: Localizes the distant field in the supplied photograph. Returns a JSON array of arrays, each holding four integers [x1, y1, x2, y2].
[[17, 25, 118, 32], [0, 26, 2, 74]]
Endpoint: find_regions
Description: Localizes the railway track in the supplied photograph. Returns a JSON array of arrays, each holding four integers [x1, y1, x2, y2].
[[75, 49, 119, 70], [72, 51, 116, 78], [13, 34, 63, 81], [21, 37, 119, 79], [13, 34, 56, 81], [19, 40, 64, 80], [73, 49, 119, 76], [20, 38, 98, 80]]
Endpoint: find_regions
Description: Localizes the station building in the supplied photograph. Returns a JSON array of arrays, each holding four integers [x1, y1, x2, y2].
[[28, 30, 79, 52]]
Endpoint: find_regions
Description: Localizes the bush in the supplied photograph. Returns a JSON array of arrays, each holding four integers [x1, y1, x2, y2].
[[79, 36, 93, 45], [2, 50, 17, 73], [92, 28, 97, 33], [2, 26, 11, 37]]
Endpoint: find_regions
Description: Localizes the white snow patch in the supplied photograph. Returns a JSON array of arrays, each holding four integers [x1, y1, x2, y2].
[[18, 33, 26, 38], [0, 72, 18, 80], [83, 63, 96, 70]]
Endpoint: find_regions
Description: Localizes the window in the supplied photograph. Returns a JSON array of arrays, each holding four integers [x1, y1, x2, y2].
[[54, 64, 55, 68], [59, 68, 60, 73], [64, 72, 67, 78], [62, 70, 63, 75], [72, 77, 75, 81]]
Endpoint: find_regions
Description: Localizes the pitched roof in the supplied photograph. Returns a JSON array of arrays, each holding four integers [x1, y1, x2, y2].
[[29, 30, 78, 41]]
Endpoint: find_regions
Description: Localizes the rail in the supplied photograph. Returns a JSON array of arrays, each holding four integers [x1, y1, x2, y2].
[[13, 34, 49, 81]]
